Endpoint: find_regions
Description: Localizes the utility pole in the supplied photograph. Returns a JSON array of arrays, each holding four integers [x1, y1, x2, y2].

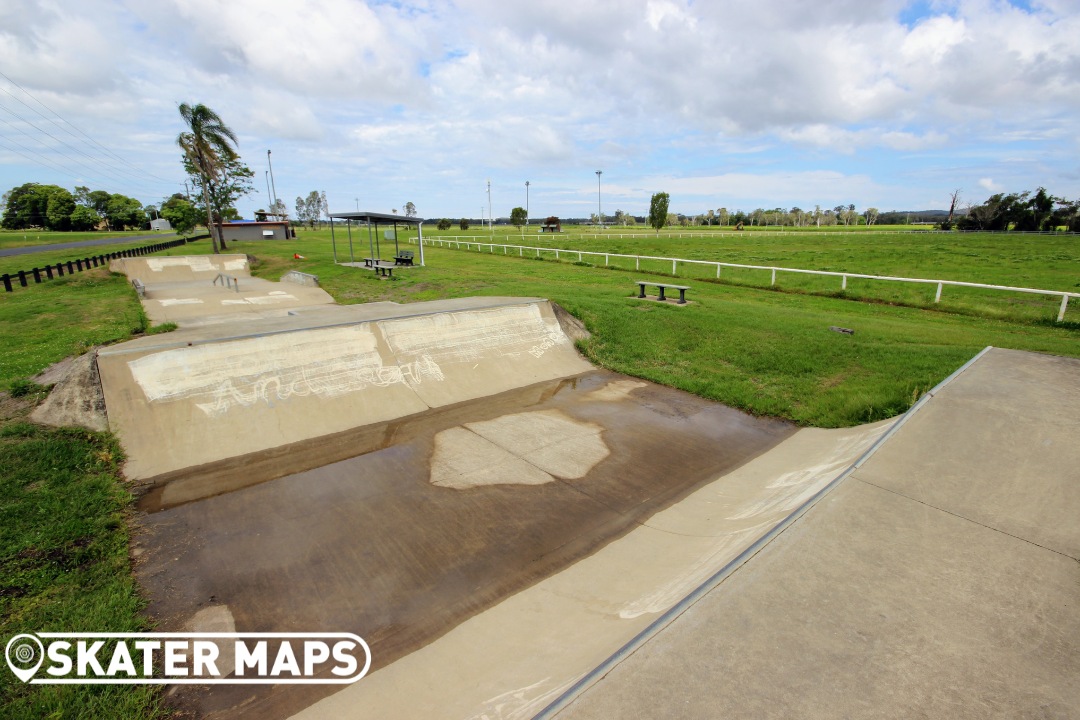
[[487, 179, 493, 235], [525, 181, 530, 227], [265, 171, 273, 219], [267, 149, 279, 220], [595, 170, 602, 229]]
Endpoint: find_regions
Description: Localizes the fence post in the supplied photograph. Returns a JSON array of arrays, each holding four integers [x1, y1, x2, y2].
[[842, 275, 847, 290], [45, 265, 54, 279], [1058, 295, 1069, 322], [716, 264, 721, 278], [636, 257, 640, 270], [605, 254, 609, 266], [76, 259, 83, 271], [2, 274, 11, 292], [935, 283, 943, 302], [32, 268, 41, 283], [519, 247, 523, 256], [672, 260, 677, 275], [56, 263, 64, 277], [67, 261, 74, 273], [771, 268, 776, 286], [555, 250, 560, 260]]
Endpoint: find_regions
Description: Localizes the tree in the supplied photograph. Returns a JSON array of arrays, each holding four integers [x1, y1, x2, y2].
[[295, 190, 323, 229], [945, 189, 962, 229], [437, 218, 452, 231], [864, 208, 879, 226], [69, 205, 102, 231], [718, 208, 729, 226], [510, 206, 527, 236], [184, 150, 255, 246], [403, 201, 417, 218], [161, 194, 201, 236], [177, 102, 239, 253], [459, 218, 470, 230], [104, 194, 146, 230], [649, 192, 670, 235]]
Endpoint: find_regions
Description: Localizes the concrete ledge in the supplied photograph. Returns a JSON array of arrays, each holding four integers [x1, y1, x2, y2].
[[281, 270, 320, 287]]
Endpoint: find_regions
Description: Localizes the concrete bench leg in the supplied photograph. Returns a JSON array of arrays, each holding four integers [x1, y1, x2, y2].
[[678, 289, 687, 304], [638, 283, 646, 298], [658, 286, 667, 301]]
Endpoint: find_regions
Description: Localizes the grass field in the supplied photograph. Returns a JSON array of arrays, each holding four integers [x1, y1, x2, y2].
[[0, 225, 1076, 715], [0, 230, 170, 251], [408, 225, 1080, 323]]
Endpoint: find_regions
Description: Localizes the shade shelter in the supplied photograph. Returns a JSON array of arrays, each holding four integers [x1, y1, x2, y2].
[[328, 211, 425, 267]]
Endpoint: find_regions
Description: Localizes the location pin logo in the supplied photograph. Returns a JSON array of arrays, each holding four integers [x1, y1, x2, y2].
[[6, 634, 44, 683]]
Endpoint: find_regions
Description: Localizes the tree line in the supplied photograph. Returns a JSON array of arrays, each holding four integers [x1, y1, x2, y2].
[[1, 184, 150, 232]]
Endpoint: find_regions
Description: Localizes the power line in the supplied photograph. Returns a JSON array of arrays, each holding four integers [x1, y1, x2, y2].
[[0, 108, 136, 187], [0, 137, 85, 181], [0, 69, 179, 189]]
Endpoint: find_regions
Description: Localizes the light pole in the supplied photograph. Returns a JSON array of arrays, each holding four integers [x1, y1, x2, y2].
[[355, 197, 359, 211], [525, 181, 530, 227], [267, 149, 279, 219], [265, 171, 273, 218], [595, 170, 602, 229], [487, 179, 493, 235]]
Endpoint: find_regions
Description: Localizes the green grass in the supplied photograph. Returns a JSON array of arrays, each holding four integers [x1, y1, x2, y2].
[[180, 231, 1080, 427], [0, 420, 166, 719], [0, 236, 206, 278], [0, 230, 172, 251], [413, 226, 1080, 324], [0, 225, 1075, 717], [0, 268, 150, 387]]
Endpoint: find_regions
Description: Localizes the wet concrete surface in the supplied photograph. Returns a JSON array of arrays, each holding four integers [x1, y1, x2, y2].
[[133, 370, 795, 719]]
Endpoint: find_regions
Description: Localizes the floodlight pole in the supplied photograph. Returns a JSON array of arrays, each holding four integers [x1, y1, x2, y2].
[[267, 150, 279, 220], [265, 171, 272, 218], [596, 170, 602, 230], [525, 181, 530, 227], [487, 179, 493, 236]]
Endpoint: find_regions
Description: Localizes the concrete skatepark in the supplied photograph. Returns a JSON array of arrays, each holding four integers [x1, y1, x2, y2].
[[73, 257, 1079, 718]]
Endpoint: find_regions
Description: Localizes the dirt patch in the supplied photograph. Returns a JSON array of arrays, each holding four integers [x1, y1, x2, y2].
[[30, 349, 107, 432]]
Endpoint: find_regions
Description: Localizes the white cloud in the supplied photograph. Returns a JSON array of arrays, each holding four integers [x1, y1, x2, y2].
[[978, 177, 1002, 192]]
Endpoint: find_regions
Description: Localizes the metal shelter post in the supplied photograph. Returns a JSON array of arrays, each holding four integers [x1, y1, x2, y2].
[[330, 219, 338, 263], [346, 219, 355, 263]]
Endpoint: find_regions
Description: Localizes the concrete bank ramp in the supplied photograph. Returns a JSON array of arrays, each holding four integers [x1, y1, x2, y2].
[[110, 254, 335, 325], [97, 297, 593, 490], [110, 253, 252, 284]]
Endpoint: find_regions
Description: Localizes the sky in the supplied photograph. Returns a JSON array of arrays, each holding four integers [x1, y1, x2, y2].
[[0, 0, 1078, 221]]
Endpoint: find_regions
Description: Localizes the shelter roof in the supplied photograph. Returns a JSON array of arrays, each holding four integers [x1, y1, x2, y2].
[[329, 211, 423, 224]]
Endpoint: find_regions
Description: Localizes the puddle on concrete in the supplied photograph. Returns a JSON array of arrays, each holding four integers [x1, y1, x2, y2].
[[133, 371, 795, 719]]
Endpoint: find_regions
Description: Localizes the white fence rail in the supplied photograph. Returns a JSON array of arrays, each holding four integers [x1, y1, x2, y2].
[[420, 237, 1079, 322]]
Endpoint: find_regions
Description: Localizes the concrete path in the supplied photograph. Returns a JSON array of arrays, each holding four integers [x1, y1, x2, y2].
[[0, 232, 179, 257], [552, 348, 1080, 719]]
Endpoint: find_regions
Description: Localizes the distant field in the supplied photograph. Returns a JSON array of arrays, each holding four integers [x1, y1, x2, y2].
[[0, 229, 159, 251], [122, 230, 1078, 428], [401, 226, 1080, 323]]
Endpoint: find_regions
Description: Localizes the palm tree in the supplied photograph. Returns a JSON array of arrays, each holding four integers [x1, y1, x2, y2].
[[177, 103, 238, 254]]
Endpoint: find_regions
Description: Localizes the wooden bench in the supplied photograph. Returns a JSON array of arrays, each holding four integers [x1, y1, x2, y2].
[[394, 251, 415, 266], [635, 280, 690, 304]]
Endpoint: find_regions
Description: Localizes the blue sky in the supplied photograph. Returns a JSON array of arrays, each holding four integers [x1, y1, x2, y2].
[[1, 0, 1077, 220]]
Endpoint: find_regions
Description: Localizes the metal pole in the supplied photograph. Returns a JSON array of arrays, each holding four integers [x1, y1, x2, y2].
[[267, 150, 278, 218], [331, 216, 338, 263], [596, 170, 602, 229], [368, 220, 376, 264], [525, 181, 530, 227], [487, 179, 493, 236], [347, 219, 355, 263], [265, 171, 273, 218]]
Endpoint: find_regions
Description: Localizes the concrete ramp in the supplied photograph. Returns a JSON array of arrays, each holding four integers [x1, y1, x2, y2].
[[111, 254, 335, 325], [97, 298, 593, 489], [110, 253, 252, 283]]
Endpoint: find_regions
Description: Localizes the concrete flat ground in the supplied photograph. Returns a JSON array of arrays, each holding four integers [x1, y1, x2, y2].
[[554, 348, 1080, 719]]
